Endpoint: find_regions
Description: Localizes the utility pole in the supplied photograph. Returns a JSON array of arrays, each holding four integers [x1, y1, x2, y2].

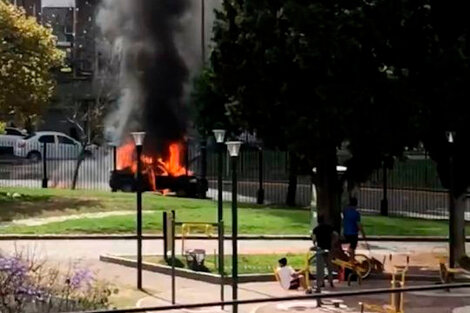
[[201, 0, 205, 63], [72, 0, 78, 78], [199, 0, 208, 199]]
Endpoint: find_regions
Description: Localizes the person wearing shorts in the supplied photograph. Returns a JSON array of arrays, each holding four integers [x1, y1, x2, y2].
[[343, 197, 365, 259], [344, 234, 358, 250]]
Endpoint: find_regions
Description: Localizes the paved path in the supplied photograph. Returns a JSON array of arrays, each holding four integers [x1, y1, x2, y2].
[[0, 239, 464, 261], [0, 239, 443, 261], [0, 239, 468, 312]]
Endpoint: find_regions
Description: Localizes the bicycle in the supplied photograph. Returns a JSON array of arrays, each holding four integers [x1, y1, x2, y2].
[[306, 247, 373, 284]]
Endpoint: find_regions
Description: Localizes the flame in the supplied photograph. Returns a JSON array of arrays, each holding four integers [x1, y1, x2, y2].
[[116, 140, 191, 191], [116, 141, 138, 172], [157, 143, 188, 176]]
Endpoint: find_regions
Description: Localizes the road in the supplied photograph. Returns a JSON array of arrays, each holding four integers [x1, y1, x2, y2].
[[208, 181, 469, 219]]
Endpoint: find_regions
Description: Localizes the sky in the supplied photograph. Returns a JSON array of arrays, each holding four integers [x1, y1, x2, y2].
[[42, 0, 75, 8]]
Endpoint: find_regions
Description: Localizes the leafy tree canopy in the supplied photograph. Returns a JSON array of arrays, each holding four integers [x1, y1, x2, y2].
[[194, 0, 470, 259], [0, 0, 64, 121], [196, 0, 418, 180]]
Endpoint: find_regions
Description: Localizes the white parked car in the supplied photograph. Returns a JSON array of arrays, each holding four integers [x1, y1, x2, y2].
[[0, 127, 28, 155], [14, 131, 93, 161]]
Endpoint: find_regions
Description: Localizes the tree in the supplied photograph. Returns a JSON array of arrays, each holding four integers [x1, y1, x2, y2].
[[66, 97, 107, 190], [348, 0, 470, 265], [191, 67, 234, 136], [386, 0, 470, 265], [197, 0, 470, 264], [67, 44, 117, 190], [198, 0, 416, 229], [0, 0, 64, 123]]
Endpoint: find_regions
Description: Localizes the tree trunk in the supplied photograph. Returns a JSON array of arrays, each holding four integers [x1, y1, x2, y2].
[[450, 193, 466, 266], [316, 144, 341, 232], [71, 146, 86, 190], [286, 152, 298, 206], [25, 116, 34, 134]]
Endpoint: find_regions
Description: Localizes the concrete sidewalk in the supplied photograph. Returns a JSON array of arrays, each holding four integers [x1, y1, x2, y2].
[[0, 239, 469, 312], [0, 239, 464, 260], [82, 260, 470, 313]]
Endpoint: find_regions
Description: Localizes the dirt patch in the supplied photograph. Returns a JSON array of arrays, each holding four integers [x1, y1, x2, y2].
[[9, 211, 154, 226], [0, 197, 104, 222]]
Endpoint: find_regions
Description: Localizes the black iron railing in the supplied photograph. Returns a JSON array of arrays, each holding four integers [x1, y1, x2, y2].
[[0, 142, 464, 219]]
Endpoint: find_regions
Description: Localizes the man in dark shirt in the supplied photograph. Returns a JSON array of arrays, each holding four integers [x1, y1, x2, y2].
[[313, 215, 334, 289]]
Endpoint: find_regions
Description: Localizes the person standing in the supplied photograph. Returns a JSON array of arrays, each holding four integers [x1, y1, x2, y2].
[[313, 215, 335, 289], [343, 197, 366, 259]]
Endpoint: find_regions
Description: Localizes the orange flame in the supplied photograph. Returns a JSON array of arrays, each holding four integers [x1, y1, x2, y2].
[[157, 143, 189, 176], [116, 141, 138, 172], [116, 140, 191, 192]]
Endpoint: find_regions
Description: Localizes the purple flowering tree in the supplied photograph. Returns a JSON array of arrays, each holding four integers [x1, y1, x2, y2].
[[0, 254, 117, 313]]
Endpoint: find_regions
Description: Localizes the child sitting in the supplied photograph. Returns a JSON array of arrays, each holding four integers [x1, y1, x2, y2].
[[275, 258, 308, 290]]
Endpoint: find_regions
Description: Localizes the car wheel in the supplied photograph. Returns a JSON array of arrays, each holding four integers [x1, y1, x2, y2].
[[27, 151, 41, 162], [121, 183, 134, 193]]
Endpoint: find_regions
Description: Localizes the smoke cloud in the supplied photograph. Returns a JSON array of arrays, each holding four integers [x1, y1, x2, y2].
[[97, 0, 196, 153]]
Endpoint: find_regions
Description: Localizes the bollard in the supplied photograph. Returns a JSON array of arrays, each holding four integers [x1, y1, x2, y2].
[[41, 143, 48, 188]]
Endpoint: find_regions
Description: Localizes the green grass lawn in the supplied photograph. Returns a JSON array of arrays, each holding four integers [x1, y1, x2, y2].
[[0, 187, 464, 236], [142, 253, 306, 274]]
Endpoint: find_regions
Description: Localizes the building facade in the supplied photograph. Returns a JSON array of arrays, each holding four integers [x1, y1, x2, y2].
[[8, 0, 223, 141], [9, 0, 41, 19]]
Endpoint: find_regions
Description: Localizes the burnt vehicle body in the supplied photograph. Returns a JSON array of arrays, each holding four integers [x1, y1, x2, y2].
[[109, 169, 207, 198]]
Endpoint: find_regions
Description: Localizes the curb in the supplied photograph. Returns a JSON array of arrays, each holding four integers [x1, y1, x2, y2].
[[0, 234, 468, 242], [99, 254, 275, 284], [100, 254, 452, 285]]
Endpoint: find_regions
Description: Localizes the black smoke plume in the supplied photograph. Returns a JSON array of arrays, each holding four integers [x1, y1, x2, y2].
[[97, 0, 191, 155]]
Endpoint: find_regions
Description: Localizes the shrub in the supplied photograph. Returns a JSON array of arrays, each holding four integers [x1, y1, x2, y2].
[[0, 253, 117, 313]]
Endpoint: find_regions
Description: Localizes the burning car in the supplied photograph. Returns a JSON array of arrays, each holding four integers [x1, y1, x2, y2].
[[109, 142, 207, 198]]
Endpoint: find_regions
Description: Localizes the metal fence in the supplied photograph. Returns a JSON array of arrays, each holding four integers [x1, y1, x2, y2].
[[357, 158, 463, 219], [0, 141, 462, 219], [0, 144, 114, 190], [198, 147, 466, 220], [187, 144, 313, 206]]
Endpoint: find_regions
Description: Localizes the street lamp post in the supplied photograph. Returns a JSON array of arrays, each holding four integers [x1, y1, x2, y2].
[[226, 141, 242, 313], [447, 131, 456, 268], [112, 143, 117, 172], [132, 131, 146, 290], [213, 129, 226, 307]]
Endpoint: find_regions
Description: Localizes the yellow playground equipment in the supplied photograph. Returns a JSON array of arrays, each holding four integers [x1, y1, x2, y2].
[[180, 222, 215, 255], [306, 248, 373, 286], [330, 254, 373, 285], [274, 249, 379, 291], [360, 255, 410, 313], [430, 247, 465, 287]]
